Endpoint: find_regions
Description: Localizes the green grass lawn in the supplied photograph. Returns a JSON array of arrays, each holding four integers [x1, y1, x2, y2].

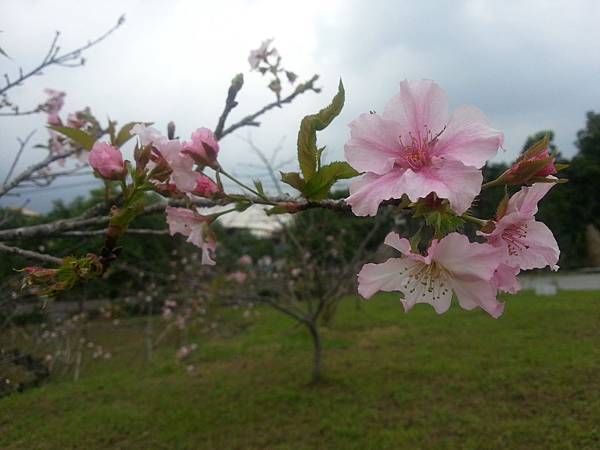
[[1, 290, 600, 449]]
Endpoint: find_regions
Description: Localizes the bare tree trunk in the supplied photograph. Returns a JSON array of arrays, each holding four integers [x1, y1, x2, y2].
[[307, 322, 323, 383]]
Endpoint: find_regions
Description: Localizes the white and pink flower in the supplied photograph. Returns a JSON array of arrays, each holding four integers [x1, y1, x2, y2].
[[345, 80, 503, 216], [248, 38, 276, 70], [358, 232, 505, 318], [480, 182, 560, 271], [165, 206, 216, 265]]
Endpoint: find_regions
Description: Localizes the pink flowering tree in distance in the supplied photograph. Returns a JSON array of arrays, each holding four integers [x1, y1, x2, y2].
[[1, 30, 567, 380]]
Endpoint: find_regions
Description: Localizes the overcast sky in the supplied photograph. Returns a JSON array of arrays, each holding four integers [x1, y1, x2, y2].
[[1, 0, 599, 212]]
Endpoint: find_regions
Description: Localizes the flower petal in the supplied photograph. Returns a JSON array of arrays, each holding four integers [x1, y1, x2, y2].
[[432, 105, 503, 168], [398, 270, 453, 314], [357, 258, 415, 299], [346, 168, 407, 216], [492, 264, 521, 294], [508, 220, 560, 271], [506, 181, 555, 217], [432, 233, 499, 282], [344, 113, 404, 175], [402, 158, 483, 215], [384, 80, 449, 140], [383, 232, 412, 255], [450, 278, 505, 318]]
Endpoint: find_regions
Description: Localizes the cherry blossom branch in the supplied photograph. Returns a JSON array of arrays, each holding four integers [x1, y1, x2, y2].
[[0, 195, 407, 242], [0, 107, 42, 117], [0, 242, 63, 264], [57, 228, 169, 237], [3, 130, 36, 185], [214, 74, 244, 140], [0, 16, 124, 97], [217, 74, 320, 140], [0, 148, 79, 198]]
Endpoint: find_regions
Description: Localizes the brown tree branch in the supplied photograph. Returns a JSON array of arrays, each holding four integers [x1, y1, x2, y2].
[[0, 242, 63, 264], [218, 75, 320, 140]]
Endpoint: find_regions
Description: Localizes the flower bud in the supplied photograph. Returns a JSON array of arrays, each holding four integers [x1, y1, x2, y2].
[[181, 128, 219, 168], [499, 136, 558, 186], [89, 142, 126, 180], [192, 174, 221, 197]]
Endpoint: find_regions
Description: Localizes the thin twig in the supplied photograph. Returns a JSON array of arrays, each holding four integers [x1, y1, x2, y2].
[[0, 16, 124, 96], [3, 130, 36, 185], [0, 242, 63, 264], [57, 228, 169, 237], [0, 148, 78, 198], [218, 75, 319, 140]]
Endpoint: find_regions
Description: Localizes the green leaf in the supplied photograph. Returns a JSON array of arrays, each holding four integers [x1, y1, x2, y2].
[[253, 180, 266, 197], [297, 80, 345, 180], [303, 161, 359, 200], [49, 126, 95, 150], [409, 226, 423, 253], [280, 171, 306, 192]]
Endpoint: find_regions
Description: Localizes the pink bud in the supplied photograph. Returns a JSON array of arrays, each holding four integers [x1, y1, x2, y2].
[[238, 255, 253, 265], [89, 142, 126, 180], [181, 128, 219, 168], [192, 174, 221, 197]]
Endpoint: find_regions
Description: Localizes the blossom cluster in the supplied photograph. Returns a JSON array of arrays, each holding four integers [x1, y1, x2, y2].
[[349, 80, 560, 317], [33, 43, 565, 322]]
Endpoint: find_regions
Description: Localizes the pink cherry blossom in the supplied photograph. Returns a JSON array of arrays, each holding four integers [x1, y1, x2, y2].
[[89, 142, 126, 180], [345, 80, 503, 216], [182, 128, 219, 168], [238, 255, 253, 266], [165, 206, 216, 265], [44, 88, 65, 125], [155, 139, 198, 193], [248, 38, 275, 69], [227, 271, 247, 283], [130, 124, 167, 147], [357, 232, 505, 318], [192, 174, 220, 197], [480, 182, 560, 271]]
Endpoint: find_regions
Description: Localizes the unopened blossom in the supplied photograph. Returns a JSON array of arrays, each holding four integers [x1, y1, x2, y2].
[[192, 173, 220, 197], [500, 143, 558, 185], [358, 232, 505, 318], [238, 255, 253, 266], [44, 88, 65, 125], [165, 206, 216, 265], [182, 128, 220, 168], [89, 142, 126, 180], [248, 38, 275, 69], [227, 271, 247, 283], [480, 182, 560, 271], [345, 79, 503, 216]]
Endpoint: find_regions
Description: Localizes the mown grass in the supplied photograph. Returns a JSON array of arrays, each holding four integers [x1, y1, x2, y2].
[[1, 290, 600, 449]]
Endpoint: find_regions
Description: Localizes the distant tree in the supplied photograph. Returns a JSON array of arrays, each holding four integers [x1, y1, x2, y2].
[[536, 113, 600, 268]]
